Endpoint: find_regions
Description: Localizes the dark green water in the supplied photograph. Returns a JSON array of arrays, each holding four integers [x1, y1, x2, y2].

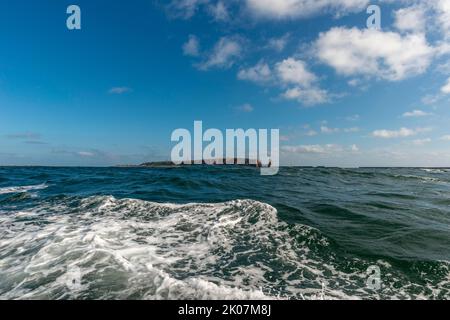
[[0, 166, 449, 299]]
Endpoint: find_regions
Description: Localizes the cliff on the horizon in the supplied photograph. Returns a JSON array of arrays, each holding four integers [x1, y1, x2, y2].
[[118, 158, 274, 168]]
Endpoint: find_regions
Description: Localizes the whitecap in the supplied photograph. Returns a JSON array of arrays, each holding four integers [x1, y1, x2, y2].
[[0, 183, 48, 195]]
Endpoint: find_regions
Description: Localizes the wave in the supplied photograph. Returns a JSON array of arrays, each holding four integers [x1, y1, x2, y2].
[[391, 174, 443, 184], [0, 195, 448, 300], [0, 183, 48, 195], [421, 169, 448, 174]]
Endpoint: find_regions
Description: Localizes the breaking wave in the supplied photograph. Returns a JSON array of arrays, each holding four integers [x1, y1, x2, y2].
[[1, 195, 448, 300]]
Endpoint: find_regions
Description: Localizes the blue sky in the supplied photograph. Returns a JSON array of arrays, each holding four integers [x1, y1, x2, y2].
[[1, 0, 450, 167]]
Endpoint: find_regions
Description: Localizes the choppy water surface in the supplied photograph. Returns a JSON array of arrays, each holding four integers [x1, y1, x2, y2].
[[0, 166, 449, 300]]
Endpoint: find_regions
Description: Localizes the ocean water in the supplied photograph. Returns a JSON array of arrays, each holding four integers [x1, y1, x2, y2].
[[0, 166, 449, 300]]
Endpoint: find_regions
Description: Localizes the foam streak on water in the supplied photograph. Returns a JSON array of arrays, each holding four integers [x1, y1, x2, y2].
[[0, 183, 47, 195]]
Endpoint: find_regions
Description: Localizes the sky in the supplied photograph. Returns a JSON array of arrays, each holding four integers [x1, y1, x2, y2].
[[1, 0, 450, 167]]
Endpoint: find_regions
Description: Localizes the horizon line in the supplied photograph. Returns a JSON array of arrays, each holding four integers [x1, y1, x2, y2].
[[1, 165, 450, 169]]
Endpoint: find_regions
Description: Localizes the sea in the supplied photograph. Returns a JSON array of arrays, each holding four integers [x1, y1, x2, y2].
[[0, 166, 449, 300]]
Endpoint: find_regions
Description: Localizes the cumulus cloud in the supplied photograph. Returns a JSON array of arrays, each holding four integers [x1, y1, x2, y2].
[[238, 62, 272, 83], [402, 110, 432, 117], [175, 2, 449, 110], [315, 27, 434, 81], [394, 5, 427, 33], [167, 0, 208, 19], [208, 1, 229, 21], [168, 0, 372, 21], [183, 35, 200, 56], [245, 0, 369, 19], [441, 77, 450, 94], [199, 37, 243, 70], [434, 0, 450, 38], [276, 58, 317, 87], [276, 58, 329, 105], [237, 57, 328, 106], [266, 34, 290, 52], [282, 87, 329, 106], [372, 127, 431, 139]]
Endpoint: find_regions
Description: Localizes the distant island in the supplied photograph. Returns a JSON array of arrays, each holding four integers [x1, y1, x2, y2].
[[117, 158, 273, 168]]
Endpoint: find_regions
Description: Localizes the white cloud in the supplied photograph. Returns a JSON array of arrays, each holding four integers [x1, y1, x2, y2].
[[238, 62, 272, 83], [372, 127, 431, 139], [236, 103, 254, 112], [320, 126, 359, 134], [321, 125, 339, 134], [394, 5, 427, 33], [109, 87, 132, 94], [350, 144, 359, 152], [245, 0, 369, 19], [276, 58, 317, 87], [183, 35, 200, 57], [434, 0, 450, 38], [237, 57, 328, 106], [282, 144, 344, 154], [276, 58, 329, 105], [440, 135, 450, 141], [282, 87, 329, 106], [402, 110, 432, 117], [315, 27, 434, 81], [441, 77, 450, 94], [436, 41, 450, 57], [208, 1, 229, 21], [347, 78, 361, 87], [199, 37, 243, 70], [167, 0, 208, 19], [267, 34, 290, 52]]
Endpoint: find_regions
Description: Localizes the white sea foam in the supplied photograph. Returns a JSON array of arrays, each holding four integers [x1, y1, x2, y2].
[[0, 196, 448, 300], [0, 183, 47, 195], [421, 168, 448, 174]]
